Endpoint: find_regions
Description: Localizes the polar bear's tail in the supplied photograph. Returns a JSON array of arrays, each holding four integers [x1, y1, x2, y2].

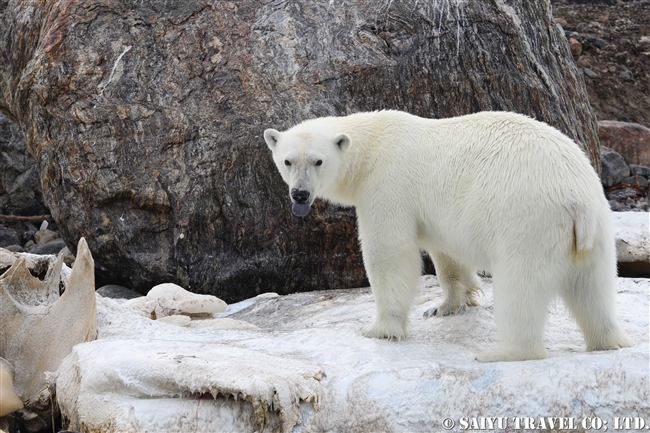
[[570, 204, 600, 257]]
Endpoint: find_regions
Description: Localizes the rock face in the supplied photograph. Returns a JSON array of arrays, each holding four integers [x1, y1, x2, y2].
[[0, 113, 48, 216], [0, 0, 599, 300]]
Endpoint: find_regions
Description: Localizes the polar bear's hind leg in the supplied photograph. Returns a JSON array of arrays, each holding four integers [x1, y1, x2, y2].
[[561, 241, 634, 352], [476, 263, 554, 362]]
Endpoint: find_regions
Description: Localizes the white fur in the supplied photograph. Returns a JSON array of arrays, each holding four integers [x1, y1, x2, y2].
[[264, 110, 633, 362]]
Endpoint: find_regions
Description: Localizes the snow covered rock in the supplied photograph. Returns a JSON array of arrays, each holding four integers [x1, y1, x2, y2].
[[613, 212, 650, 277], [147, 283, 227, 318], [121, 296, 156, 319], [55, 276, 648, 432]]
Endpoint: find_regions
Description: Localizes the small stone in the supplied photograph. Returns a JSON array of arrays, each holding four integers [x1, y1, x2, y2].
[[0, 227, 20, 248], [583, 68, 599, 79], [4, 245, 23, 253], [97, 284, 142, 300], [568, 38, 582, 58], [23, 240, 35, 251], [57, 246, 76, 266], [576, 56, 593, 69], [601, 147, 631, 188], [629, 164, 650, 178], [34, 229, 59, 246], [606, 188, 638, 202], [621, 175, 649, 189], [618, 65, 635, 83], [609, 200, 623, 212], [614, 52, 629, 64], [636, 197, 650, 212], [30, 239, 66, 255], [582, 35, 608, 49], [21, 229, 36, 244], [157, 314, 192, 327], [147, 283, 227, 318]]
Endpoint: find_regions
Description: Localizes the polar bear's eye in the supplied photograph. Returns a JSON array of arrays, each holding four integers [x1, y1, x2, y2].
[[284, 160, 291, 166], [315, 160, 323, 166]]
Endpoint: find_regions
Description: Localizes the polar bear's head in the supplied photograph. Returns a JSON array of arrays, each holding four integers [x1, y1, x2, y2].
[[264, 126, 351, 217]]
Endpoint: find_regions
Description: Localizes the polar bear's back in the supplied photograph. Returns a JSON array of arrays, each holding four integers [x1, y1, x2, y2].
[[320, 110, 603, 204], [311, 110, 609, 267]]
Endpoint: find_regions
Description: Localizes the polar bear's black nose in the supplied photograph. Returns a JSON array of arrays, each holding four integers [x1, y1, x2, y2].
[[291, 188, 310, 204]]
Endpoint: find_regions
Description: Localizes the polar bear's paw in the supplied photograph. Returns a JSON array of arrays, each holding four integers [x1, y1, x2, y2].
[[475, 347, 548, 363], [423, 300, 472, 319], [361, 319, 407, 341]]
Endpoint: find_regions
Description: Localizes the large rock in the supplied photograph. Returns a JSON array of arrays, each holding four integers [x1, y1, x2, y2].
[[601, 146, 631, 188], [0, 0, 600, 301], [55, 275, 648, 432], [599, 120, 650, 168]]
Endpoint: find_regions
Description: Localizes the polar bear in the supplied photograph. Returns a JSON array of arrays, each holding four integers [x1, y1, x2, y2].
[[264, 110, 633, 362]]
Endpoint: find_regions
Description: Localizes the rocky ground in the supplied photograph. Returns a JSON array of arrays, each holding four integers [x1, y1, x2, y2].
[[553, 1, 650, 125], [553, 0, 650, 211]]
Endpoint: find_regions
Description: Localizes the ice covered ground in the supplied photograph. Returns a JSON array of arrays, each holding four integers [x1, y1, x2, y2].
[[57, 275, 649, 433]]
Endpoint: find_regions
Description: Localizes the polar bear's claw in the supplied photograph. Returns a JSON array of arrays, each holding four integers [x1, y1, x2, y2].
[[423, 302, 468, 319]]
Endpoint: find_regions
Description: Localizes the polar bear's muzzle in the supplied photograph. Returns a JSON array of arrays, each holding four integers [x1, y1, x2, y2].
[[290, 188, 312, 217]]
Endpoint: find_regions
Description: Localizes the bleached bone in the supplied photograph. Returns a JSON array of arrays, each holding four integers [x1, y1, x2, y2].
[[0, 238, 96, 424], [0, 357, 23, 416]]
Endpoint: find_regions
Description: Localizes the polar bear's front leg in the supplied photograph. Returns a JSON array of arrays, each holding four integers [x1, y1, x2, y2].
[[359, 236, 422, 340], [423, 252, 482, 318]]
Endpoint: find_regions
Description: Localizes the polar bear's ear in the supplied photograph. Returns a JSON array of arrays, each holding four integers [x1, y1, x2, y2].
[[334, 133, 351, 151], [264, 129, 281, 150]]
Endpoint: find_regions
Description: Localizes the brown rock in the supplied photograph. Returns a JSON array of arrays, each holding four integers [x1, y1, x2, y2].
[[34, 229, 59, 246], [599, 121, 650, 168], [0, 1, 600, 301], [576, 56, 594, 69], [569, 38, 583, 58]]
